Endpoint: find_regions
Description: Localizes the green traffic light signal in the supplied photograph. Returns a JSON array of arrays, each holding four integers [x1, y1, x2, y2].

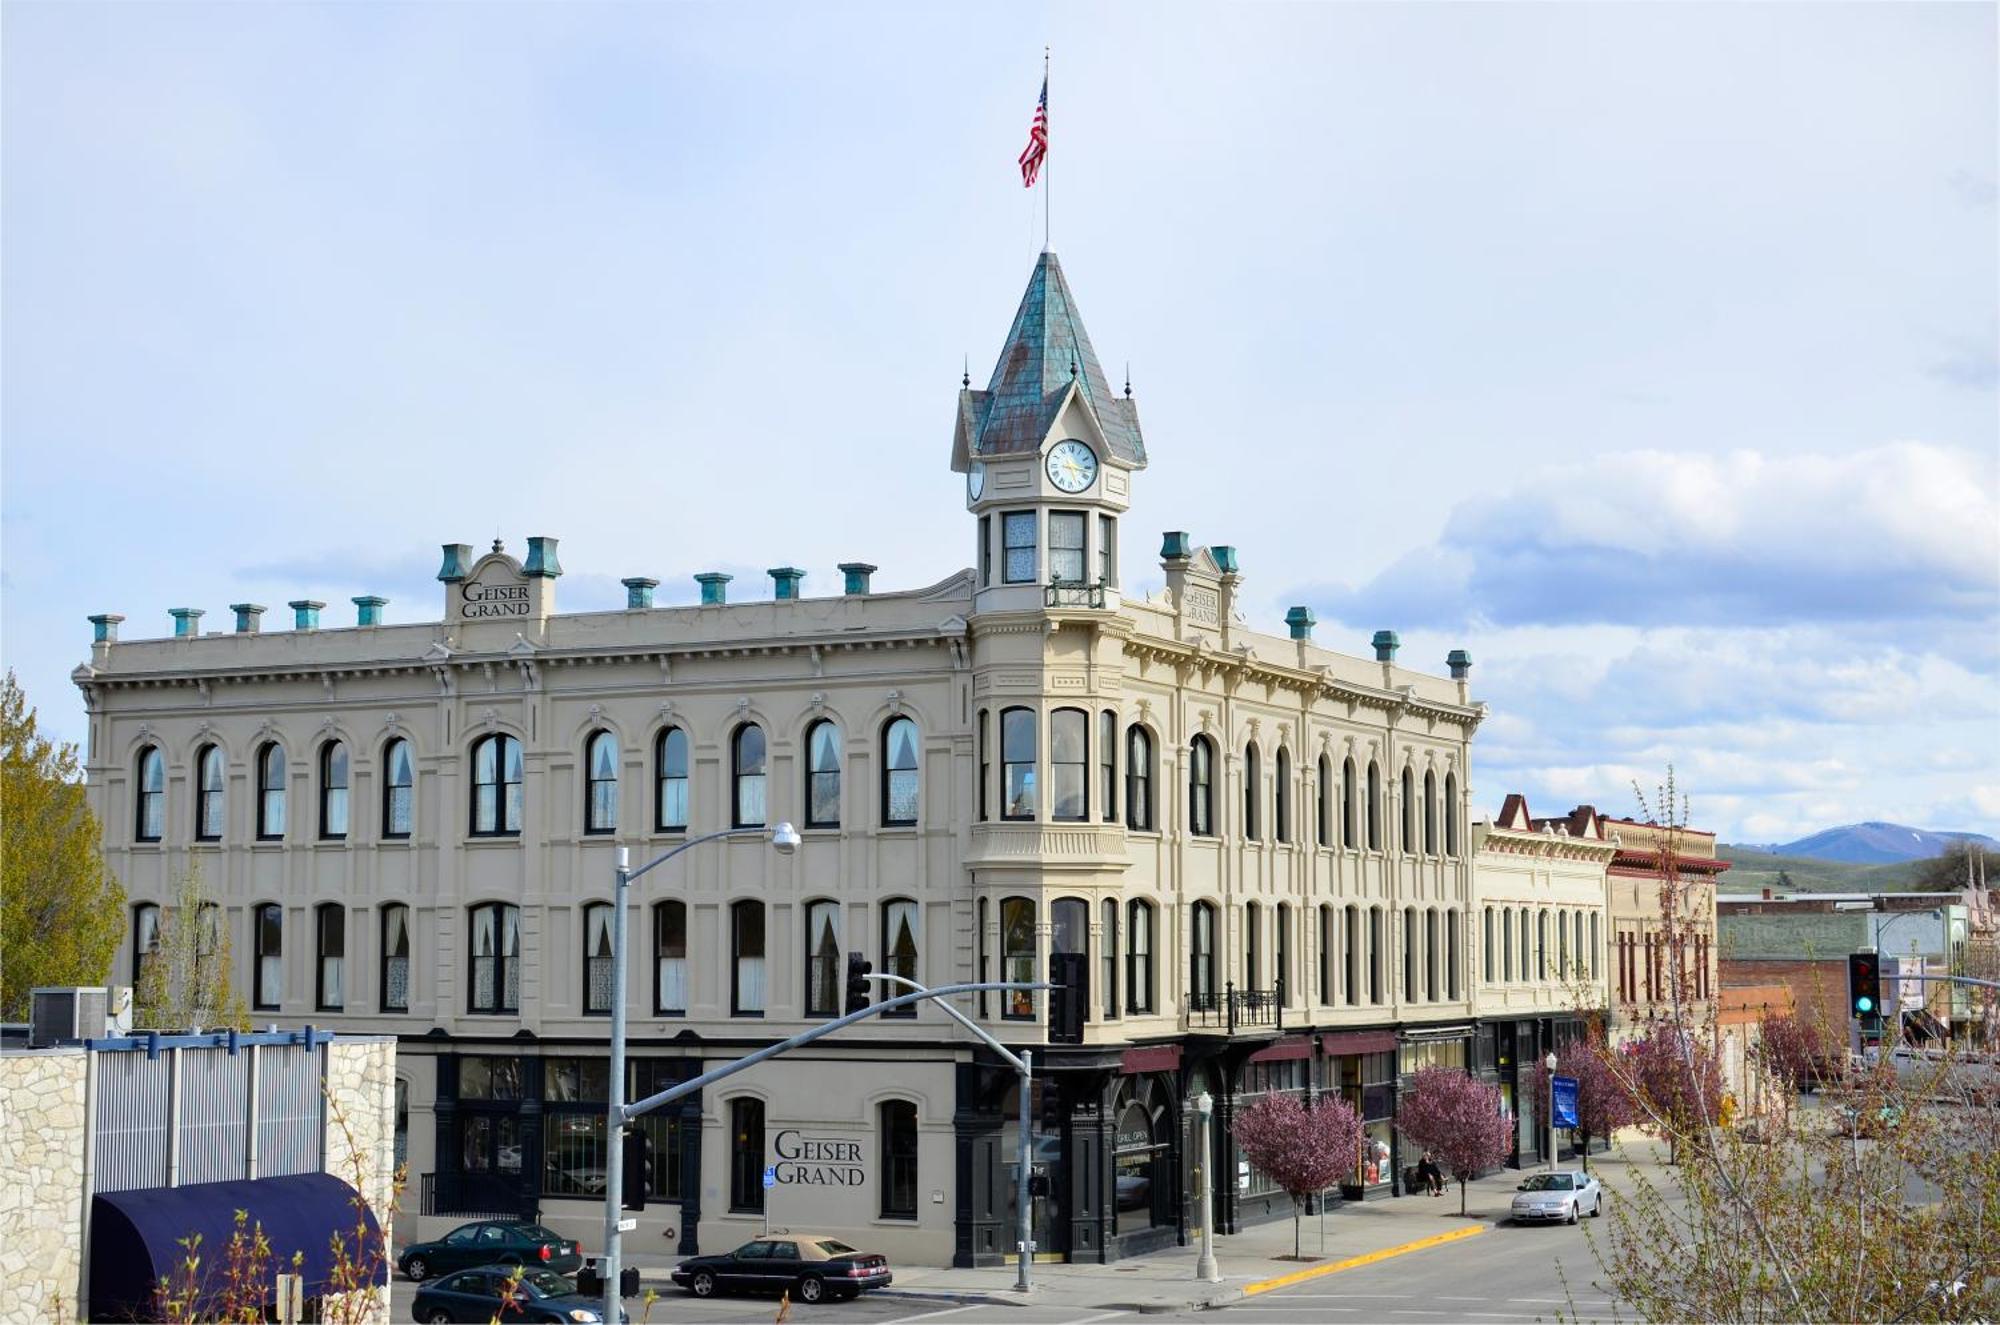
[[1856, 996, 1874, 1013]]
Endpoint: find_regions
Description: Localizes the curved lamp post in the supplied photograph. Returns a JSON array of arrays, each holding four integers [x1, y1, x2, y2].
[[602, 823, 799, 1325]]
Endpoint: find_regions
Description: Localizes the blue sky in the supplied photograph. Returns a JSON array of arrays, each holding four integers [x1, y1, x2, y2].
[[4, 1, 1994, 843]]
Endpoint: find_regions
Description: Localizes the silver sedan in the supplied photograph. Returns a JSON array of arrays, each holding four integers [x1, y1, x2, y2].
[[1510, 1170, 1604, 1224]]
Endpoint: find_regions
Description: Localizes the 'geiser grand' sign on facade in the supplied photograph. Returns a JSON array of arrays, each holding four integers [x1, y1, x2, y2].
[[770, 1131, 865, 1186]]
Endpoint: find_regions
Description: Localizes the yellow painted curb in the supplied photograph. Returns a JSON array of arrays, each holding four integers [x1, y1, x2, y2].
[[1242, 1223, 1489, 1296]]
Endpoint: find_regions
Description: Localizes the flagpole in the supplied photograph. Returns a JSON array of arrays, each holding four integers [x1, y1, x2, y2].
[[1043, 47, 1051, 252]]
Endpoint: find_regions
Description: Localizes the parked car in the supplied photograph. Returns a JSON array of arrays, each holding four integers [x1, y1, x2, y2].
[[410, 1265, 627, 1323], [1510, 1171, 1603, 1224], [399, 1222, 583, 1281], [671, 1234, 893, 1304]]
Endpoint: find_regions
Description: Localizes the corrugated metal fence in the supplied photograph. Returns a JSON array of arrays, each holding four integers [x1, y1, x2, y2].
[[93, 1039, 324, 1194]]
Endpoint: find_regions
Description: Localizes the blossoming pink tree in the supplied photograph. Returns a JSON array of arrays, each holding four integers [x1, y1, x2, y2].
[[1532, 1034, 1638, 1172], [1229, 1092, 1362, 1259], [1394, 1065, 1514, 1214], [1628, 1024, 1724, 1163]]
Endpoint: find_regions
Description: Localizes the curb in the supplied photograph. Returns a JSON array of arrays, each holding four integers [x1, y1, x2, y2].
[[1241, 1223, 1489, 1297]]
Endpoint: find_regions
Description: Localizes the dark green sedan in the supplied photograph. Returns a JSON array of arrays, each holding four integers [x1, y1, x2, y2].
[[399, 1222, 583, 1281]]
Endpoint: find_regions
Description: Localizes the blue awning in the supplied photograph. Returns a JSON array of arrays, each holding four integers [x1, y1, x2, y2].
[[90, 1172, 382, 1321]]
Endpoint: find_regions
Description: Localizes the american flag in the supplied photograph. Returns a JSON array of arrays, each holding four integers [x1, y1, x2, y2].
[[1019, 75, 1047, 188]]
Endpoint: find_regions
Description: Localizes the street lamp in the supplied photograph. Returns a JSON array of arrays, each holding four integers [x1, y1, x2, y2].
[[1193, 1092, 1220, 1283], [602, 822, 799, 1325], [1545, 1051, 1560, 1172]]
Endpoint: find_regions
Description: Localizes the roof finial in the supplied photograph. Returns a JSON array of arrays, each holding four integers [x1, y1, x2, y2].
[[492, 536, 504, 554], [1124, 362, 1132, 398], [1069, 350, 1078, 380], [962, 353, 970, 389]]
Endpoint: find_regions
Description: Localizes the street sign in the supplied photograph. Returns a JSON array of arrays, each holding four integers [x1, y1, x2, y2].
[[1551, 1074, 1580, 1129], [762, 1165, 777, 1190], [616, 1218, 637, 1232]]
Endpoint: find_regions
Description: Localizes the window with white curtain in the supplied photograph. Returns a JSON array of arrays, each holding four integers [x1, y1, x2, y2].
[[732, 901, 766, 1015], [654, 901, 687, 1015], [584, 902, 615, 1013]]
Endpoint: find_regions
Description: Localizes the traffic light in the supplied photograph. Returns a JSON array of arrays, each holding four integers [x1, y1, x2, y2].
[[845, 953, 873, 1015], [1847, 951, 1881, 1022], [621, 1128, 648, 1212], [1048, 951, 1087, 1044]]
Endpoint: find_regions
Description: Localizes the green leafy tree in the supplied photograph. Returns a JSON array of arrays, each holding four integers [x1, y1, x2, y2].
[[133, 862, 248, 1032], [0, 671, 123, 1018]]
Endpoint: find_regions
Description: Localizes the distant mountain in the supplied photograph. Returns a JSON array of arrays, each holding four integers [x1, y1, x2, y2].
[[1731, 822, 2000, 866]]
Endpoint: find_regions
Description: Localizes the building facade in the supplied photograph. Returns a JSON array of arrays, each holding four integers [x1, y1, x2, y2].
[[78, 253, 1486, 1266]]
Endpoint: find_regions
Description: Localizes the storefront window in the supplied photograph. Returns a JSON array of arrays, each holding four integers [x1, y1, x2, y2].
[[1235, 1058, 1309, 1199], [1341, 1051, 1396, 1191], [1112, 1075, 1174, 1236]]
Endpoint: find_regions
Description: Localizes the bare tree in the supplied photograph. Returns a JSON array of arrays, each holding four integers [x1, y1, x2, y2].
[[133, 864, 248, 1032]]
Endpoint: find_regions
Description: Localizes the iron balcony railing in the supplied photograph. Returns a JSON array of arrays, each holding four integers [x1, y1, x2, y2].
[[1046, 578, 1107, 609], [1186, 980, 1284, 1033]]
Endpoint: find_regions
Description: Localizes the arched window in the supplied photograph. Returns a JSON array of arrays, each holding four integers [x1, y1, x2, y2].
[[879, 1100, 919, 1220], [1366, 761, 1382, 851], [1444, 772, 1459, 856], [189, 744, 223, 841], [382, 738, 414, 838], [1537, 910, 1550, 982], [468, 902, 521, 1014], [1319, 905, 1336, 1004], [655, 727, 689, 831], [1000, 707, 1037, 820], [316, 903, 345, 1011], [1520, 908, 1533, 982], [1126, 900, 1155, 1014], [380, 904, 410, 1012], [1345, 904, 1362, 1006], [654, 901, 687, 1015], [320, 742, 349, 840], [1316, 754, 1332, 847], [583, 902, 614, 1014], [882, 717, 919, 826], [732, 725, 767, 828], [133, 903, 161, 987], [1484, 907, 1495, 983], [1001, 897, 1037, 1020], [1276, 902, 1292, 1004], [1575, 911, 1587, 979], [1050, 708, 1088, 822], [254, 902, 283, 1010], [1423, 769, 1438, 855], [1447, 908, 1461, 1001], [1242, 744, 1260, 841], [1101, 898, 1118, 1019], [256, 742, 287, 840], [584, 731, 618, 834], [804, 900, 841, 1017], [1275, 748, 1292, 844], [1401, 767, 1416, 853], [1503, 909, 1514, 981], [1125, 727, 1154, 831], [1052, 897, 1088, 1025], [1190, 900, 1218, 1008], [1341, 756, 1358, 849], [729, 1098, 766, 1213], [470, 734, 522, 836], [136, 746, 166, 842], [1370, 907, 1386, 1004], [1558, 907, 1571, 976], [804, 720, 841, 829], [1589, 912, 1600, 980], [1188, 736, 1215, 837], [1099, 711, 1117, 824], [1425, 908, 1440, 1002], [882, 899, 919, 1019], [731, 900, 766, 1014], [1244, 901, 1262, 988], [1403, 907, 1419, 1002]]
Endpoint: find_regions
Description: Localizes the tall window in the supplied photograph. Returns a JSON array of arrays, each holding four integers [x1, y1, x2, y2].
[[1425, 909, 1440, 1001], [1344, 904, 1361, 1007], [654, 901, 687, 1015], [882, 899, 918, 1019], [1050, 708, 1088, 822], [1423, 770, 1438, 855], [316, 904, 345, 1011], [879, 1101, 919, 1219], [731, 901, 766, 1015], [882, 717, 919, 826], [1276, 903, 1292, 1005], [1052, 898, 1088, 1024], [805, 720, 841, 828], [380, 904, 410, 1012], [133, 903, 161, 987], [195, 745, 224, 841], [1190, 901, 1217, 1006], [1099, 711, 1116, 823], [1369, 907, 1385, 1004], [1319, 905, 1336, 1004], [1589, 912, 1600, 980], [382, 738, 414, 838], [257, 742, 287, 840], [1444, 772, 1459, 855], [1503, 909, 1515, 981], [1448, 909, 1462, 1001], [1483, 907, 1495, 982], [1101, 898, 1118, 1019], [1127, 901, 1155, 1013], [1366, 761, 1382, 851], [320, 742, 349, 840], [583, 902, 614, 1014], [1403, 908, 1418, 1001], [1001, 897, 1036, 1019], [729, 1098, 766, 1212], [1125, 726, 1153, 831], [1245, 901, 1262, 988], [1558, 908, 1571, 976], [976, 897, 990, 1018], [732, 725, 767, 828], [584, 731, 618, 833], [979, 514, 992, 585], [1188, 736, 1215, 837], [1243, 744, 1260, 840], [1401, 767, 1416, 852], [655, 728, 689, 831], [1275, 748, 1292, 843], [1049, 511, 1086, 583], [254, 903, 283, 1010], [136, 746, 165, 842], [1002, 511, 1037, 583], [470, 734, 522, 836], [1341, 756, 1358, 849], [804, 900, 841, 1017], [469, 902, 521, 1014], [1099, 513, 1117, 586], [1316, 755, 1332, 847], [1536, 910, 1548, 982], [1000, 707, 1036, 820]]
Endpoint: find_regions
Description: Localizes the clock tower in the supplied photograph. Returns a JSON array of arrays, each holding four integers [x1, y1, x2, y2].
[[951, 252, 1147, 615]]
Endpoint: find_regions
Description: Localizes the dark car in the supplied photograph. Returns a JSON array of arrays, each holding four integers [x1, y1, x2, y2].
[[399, 1222, 583, 1282], [671, 1234, 893, 1304], [410, 1265, 627, 1323]]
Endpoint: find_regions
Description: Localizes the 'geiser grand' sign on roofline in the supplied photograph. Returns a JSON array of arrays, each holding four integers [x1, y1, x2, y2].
[[770, 1131, 866, 1186]]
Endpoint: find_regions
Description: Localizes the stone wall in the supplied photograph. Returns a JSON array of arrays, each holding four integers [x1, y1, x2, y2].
[[0, 1050, 88, 1325], [323, 1038, 398, 1325]]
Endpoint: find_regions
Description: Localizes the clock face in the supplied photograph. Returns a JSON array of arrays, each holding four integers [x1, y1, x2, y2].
[[967, 462, 985, 503], [1045, 440, 1098, 493]]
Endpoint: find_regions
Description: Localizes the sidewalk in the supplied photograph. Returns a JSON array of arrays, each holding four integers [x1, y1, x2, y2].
[[624, 1144, 1666, 1314]]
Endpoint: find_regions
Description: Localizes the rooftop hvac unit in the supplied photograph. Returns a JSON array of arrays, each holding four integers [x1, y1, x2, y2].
[[30, 987, 110, 1048]]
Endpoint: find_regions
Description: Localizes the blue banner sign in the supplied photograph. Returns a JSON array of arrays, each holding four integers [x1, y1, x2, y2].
[[1552, 1074, 1580, 1129]]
